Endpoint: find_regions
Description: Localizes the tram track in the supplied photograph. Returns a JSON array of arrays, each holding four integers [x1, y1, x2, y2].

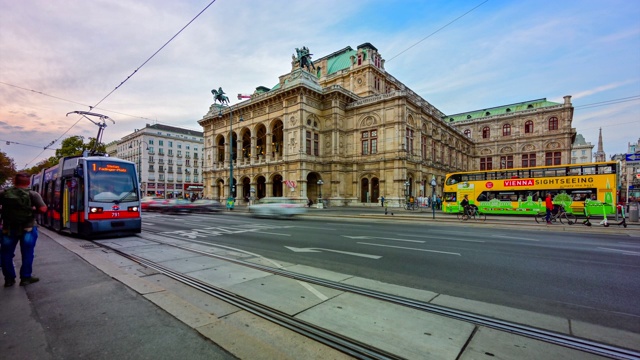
[[99, 228, 639, 360]]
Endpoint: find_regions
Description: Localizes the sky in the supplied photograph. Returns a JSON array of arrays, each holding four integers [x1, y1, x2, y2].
[[1, 0, 639, 170]]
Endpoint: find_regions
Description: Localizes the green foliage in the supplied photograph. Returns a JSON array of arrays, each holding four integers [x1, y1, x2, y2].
[[25, 156, 59, 175], [55, 136, 86, 158], [0, 150, 17, 187], [23, 136, 106, 175]]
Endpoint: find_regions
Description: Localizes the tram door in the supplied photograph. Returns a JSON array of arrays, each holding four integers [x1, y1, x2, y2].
[[64, 177, 82, 233]]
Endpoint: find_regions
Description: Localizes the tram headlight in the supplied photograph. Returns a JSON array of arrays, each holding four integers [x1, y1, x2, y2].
[[89, 207, 103, 214], [128, 206, 139, 212]]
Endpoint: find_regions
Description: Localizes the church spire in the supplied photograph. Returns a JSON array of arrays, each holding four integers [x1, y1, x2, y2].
[[594, 128, 606, 162]]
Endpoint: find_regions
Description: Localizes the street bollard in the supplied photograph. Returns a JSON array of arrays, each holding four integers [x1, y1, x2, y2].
[[630, 202, 639, 222]]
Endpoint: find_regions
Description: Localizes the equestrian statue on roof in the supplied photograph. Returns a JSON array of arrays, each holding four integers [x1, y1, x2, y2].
[[211, 87, 229, 106], [295, 46, 316, 72]]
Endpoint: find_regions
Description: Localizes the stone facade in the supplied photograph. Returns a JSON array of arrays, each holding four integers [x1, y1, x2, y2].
[[571, 134, 594, 164], [199, 44, 576, 207]]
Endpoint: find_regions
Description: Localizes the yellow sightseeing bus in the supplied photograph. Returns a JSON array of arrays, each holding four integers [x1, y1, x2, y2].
[[442, 161, 619, 216]]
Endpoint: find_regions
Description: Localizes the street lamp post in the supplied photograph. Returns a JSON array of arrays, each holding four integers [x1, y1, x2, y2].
[[216, 90, 243, 211], [317, 179, 324, 209], [129, 140, 148, 196], [431, 175, 437, 219], [404, 181, 410, 206]]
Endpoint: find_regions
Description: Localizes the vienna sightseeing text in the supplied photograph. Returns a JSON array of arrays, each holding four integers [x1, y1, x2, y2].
[[503, 177, 594, 187]]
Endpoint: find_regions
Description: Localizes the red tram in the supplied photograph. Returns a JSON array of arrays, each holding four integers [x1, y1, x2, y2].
[[33, 155, 142, 237]]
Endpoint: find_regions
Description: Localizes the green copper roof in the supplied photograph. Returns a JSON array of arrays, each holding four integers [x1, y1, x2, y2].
[[326, 48, 357, 75], [443, 98, 561, 123]]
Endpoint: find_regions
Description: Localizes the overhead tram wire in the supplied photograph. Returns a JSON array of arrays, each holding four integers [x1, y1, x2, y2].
[[574, 95, 640, 110], [20, 0, 218, 168], [386, 0, 489, 63], [0, 81, 162, 123]]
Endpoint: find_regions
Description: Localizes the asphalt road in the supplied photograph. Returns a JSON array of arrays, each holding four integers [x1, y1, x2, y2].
[[141, 211, 640, 333]]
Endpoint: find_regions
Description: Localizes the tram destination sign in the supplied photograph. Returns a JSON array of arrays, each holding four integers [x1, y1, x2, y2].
[[625, 153, 640, 164]]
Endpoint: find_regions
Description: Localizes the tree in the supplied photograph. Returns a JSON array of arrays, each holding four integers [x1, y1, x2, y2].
[[0, 150, 17, 187], [55, 136, 86, 159], [54, 136, 106, 159], [26, 156, 58, 175]]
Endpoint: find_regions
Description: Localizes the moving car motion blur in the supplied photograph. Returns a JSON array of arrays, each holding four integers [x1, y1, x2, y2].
[[249, 197, 307, 218]]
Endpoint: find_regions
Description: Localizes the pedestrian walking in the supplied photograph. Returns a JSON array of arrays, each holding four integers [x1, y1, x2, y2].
[[545, 193, 553, 224], [380, 196, 385, 207], [0, 172, 47, 287]]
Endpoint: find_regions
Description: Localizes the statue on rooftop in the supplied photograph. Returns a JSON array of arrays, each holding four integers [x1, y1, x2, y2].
[[295, 46, 316, 72], [211, 87, 229, 106]]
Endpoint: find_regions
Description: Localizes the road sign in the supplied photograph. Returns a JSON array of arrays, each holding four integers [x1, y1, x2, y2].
[[625, 153, 640, 163]]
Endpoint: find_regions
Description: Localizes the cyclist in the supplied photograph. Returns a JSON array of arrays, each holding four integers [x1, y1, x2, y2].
[[460, 194, 470, 218], [545, 193, 553, 224]]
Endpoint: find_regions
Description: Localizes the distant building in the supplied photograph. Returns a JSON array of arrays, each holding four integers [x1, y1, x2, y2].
[[594, 128, 606, 162], [570, 134, 594, 164], [199, 44, 576, 206], [115, 124, 204, 199], [614, 138, 640, 202]]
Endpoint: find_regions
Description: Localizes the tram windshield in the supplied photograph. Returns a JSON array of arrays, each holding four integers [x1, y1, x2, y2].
[[87, 161, 139, 203]]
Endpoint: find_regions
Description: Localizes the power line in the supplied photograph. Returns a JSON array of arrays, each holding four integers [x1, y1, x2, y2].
[[20, 0, 218, 169], [574, 95, 640, 110], [0, 139, 56, 150], [0, 81, 159, 122], [387, 0, 489, 62]]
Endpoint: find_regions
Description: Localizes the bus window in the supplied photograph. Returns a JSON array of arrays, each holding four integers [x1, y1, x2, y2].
[[446, 174, 462, 185], [444, 192, 457, 202]]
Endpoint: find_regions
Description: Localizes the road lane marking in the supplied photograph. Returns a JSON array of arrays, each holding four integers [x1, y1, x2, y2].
[[341, 235, 424, 243], [291, 226, 337, 231], [598, 247, 640, 256], [255, 231, 291, 236], [401, 234, 485, 243], [285, 246, 381, 259], [492, 235, 539, 241], [357, 242, 461, 256]]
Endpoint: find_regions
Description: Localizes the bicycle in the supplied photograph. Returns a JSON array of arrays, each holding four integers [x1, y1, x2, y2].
[[457, 205, 486, 221], [535, 205, 577, 225], [404, 201, 418, 210]]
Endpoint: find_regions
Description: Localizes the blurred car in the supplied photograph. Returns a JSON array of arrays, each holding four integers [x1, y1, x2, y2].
[[190, 199, 223, 213], [141, 197, 171, 212], [249, 197, 307, 218], [159, 199, 194, 214]]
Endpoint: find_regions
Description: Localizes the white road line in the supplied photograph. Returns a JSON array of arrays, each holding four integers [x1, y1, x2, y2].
[[492, 235, 539, 241], [598, 247, 640, 256], [291, 226, 337, 231], [402, 234, 485, 243], [255, 231, 292, 236], [358, 242, 461, 256]]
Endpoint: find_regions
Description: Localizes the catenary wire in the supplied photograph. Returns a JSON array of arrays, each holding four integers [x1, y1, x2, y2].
[[19, 0, 218, 169], [386, 0, 489, 62]]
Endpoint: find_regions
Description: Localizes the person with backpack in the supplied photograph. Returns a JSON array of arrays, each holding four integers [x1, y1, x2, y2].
[[0, 172, 47, 287]]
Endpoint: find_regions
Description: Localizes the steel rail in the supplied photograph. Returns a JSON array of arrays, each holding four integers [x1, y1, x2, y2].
[[100, 242, 402, 360], [134, 229, 640, 360]]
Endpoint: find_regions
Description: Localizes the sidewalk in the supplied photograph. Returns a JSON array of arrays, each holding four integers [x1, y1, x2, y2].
[[1, 212, 638, 359], [0, 231, 235, 360]]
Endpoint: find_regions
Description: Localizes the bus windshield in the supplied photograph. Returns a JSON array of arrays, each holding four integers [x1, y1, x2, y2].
[[87, 161, 139, 203]]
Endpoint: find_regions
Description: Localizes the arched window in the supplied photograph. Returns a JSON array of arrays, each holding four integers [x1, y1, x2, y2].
[[502, 124, 511, 136], [464, 129, 471, 138], [482, 127, 490, 139], [548, 117, 558, 130], [525, 121, 533, 133]]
